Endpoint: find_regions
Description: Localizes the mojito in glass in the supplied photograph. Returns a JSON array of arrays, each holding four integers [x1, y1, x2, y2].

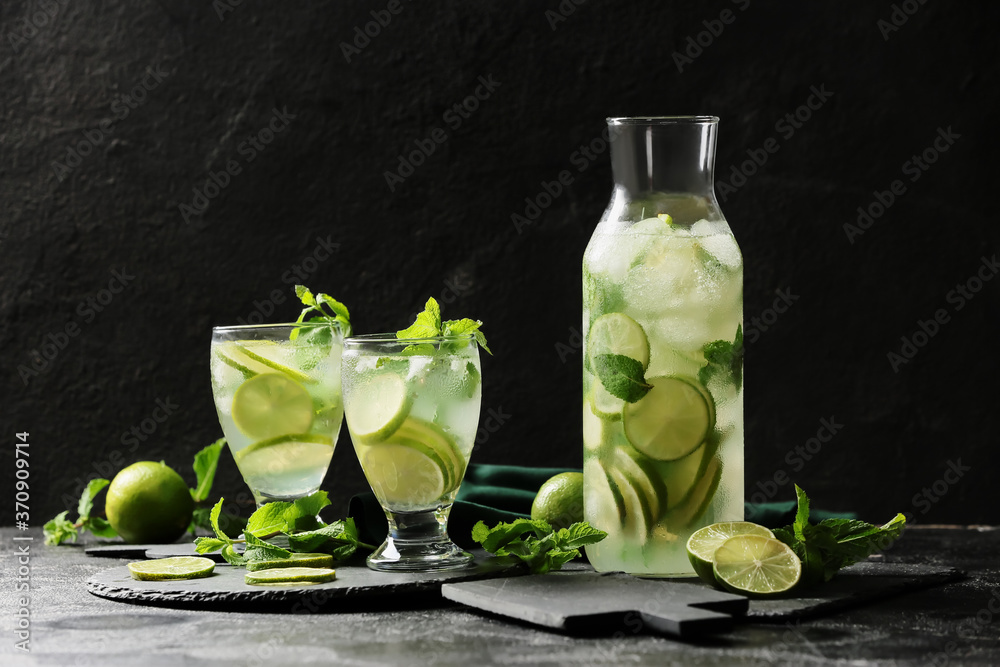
[[342, 332, 482, 571], [583, 117, 743, 575], [210, 322, 347, 506]]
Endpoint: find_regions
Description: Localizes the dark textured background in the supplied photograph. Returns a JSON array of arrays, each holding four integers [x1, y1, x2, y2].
[[1, 1, 997, 527]]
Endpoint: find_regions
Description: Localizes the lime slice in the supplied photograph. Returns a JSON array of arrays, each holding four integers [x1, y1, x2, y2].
[[687, 521, 775, 584], [245, 566, 337, 586], [589, 383, 624, 421], [245, 552, 335, 572], [216, 342, 315, 384], [232, 372, 314, 441], [583, 459, 625, 533], [391, 417, 463, 490], [713, 535, 801, 597], [623, 376, 715, 461], [607, 467, 653, 544], [613, 447, 664, 522], [233, 432, 333, 464], [127, 556, 215, 581], [361, 440, 450, 508], [582, 400, 606, 453], [587, 313, 650, 370], [662, 432, 719, 511], [664, 456, 721, 531], [345, 372, 411, 441]]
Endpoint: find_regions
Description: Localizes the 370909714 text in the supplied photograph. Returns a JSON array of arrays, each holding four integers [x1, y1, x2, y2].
[[13, 431, 32, 653]]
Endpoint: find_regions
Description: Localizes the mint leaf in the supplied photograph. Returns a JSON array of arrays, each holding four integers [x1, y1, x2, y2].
[[245, 501, 295, 536], [191, 438, 225, 503], [43, 511, 78, 546], [699, 326, 743, 389], [472, 519, 606, 574], [77, 478, 110, 521], [85, 516, 118, 539], [208, 498, 231, 542], [286, 519, 367, 560], [190, 507, 213, 533], [194, 537, 228, 554], [295, 285, 317, 307], [290, 490, 330, 529], [593, 353, 651, 403], [293, 285, 352, 338], [244, 531, 292, 559], [220, 544, 246, 566], [398, 297, 443, 339], [793, 484, 810, 542], [459, 361, 481, 398]]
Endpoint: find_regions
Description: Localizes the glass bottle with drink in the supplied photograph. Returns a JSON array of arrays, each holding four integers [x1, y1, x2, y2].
[[582, 116, 744, 576]]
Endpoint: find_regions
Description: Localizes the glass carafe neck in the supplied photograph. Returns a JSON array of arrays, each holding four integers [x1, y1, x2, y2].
[[608, 116, 718, 198]]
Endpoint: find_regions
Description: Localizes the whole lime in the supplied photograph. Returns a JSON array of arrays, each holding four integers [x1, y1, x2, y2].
[[531, 472, 585, 530], [105, 461, 194, 544]]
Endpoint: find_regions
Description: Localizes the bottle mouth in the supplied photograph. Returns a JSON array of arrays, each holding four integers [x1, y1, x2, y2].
[[607, 116, 719, 125]]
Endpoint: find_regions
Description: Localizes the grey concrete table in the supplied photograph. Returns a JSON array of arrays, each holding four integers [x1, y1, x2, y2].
[[2, 526, 999, 666]]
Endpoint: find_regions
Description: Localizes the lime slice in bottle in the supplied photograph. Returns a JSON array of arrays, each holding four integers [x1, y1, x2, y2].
[[662, 432, 719, 510], [245, 552, 335, 572], [216, 342, 315, 384], [607, 467, 654, 544], [127, 556, 215, 581], [586, 312, 650, 370], [245, 566, 337, 586], [361, 440, 451, 507], [583, 400, 607, 453], [613, 447, 665, 522], [623, 376, 715, 461], [231, 372, 314, 441], [664, 456, 722, 531], [687, 521, 775, 584], [583, 460, 625, 532], [589, 383, 624, 421], [344, 372, 411, 441], [712, 535, 802, 597]]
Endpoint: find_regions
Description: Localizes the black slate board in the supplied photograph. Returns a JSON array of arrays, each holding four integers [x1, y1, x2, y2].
[[87, 554, 521, 612], [441, 561, 964, 638]]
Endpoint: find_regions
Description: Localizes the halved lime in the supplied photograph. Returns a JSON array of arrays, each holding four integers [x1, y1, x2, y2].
[[245, 566, 337, 586], [687, 521, 775, 584], [245, 552, 335, 572], [128, 556, 215, 581], [623, 376, 715, 461], [586, 312, 650, 370], [344, 372, 411, 441], [232, 373, 314, 441], [712, 535, 801, 597], [361, 440, 450, 507], [216, 342, 315, 384]]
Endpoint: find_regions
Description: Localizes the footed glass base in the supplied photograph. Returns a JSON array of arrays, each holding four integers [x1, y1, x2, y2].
[[368, 506, 473, 572]]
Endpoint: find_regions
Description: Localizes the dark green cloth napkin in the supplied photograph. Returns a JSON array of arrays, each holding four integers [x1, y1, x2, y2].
[[348, 464, 856, 550]]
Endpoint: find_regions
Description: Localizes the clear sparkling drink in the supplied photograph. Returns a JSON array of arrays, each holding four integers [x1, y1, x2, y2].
[[583, 117, 743, 576]]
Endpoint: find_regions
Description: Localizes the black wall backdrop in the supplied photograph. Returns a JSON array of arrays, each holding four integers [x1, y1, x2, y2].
[[2, 1, 997, 527]]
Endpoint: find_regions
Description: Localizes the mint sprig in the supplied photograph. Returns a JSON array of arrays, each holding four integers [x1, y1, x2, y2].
[[292, 285, 352, 339], [194, 492, 374, 567], [397, 297, 492, 355], [593, 353, 652, 403], [472, 518, 606, 574], [699, 325, 743, 390], [43, 478, 117, 545], [773, 485, 906, 586]]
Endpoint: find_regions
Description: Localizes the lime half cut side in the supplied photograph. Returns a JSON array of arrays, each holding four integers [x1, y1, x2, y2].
[[587, 312, 650, 370], [712, 535, 802, 598], [232, 372, 314, 441], [245, 567, 337, 586], [687, 521, 775, 584], [623, 376, 715, 461], [345, 372, 411, 441], [128, 556, 215, 581]]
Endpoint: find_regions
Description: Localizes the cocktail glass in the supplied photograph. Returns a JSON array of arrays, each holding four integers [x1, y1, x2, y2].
[[342, 333, 482, 572], [210, 322, 347, 507]]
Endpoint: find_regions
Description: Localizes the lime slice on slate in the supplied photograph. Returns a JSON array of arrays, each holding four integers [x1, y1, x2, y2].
[[128, 556, 215, 581]]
